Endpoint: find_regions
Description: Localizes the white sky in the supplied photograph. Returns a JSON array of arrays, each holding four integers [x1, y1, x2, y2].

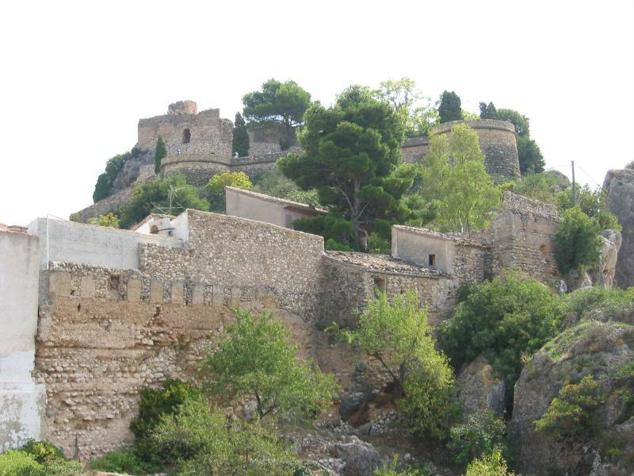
[[0, 0, 632, 226]]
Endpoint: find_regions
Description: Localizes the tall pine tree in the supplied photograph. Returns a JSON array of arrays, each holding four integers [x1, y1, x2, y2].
[[232, 113, 250, 157]]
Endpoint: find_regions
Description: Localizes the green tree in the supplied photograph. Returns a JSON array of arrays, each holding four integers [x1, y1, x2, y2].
[[151, 398, 299, 475], [88, 212, 120, 228], [93, 148, 143, 202], [420, 123, 502, 233], [439, 273, 562, 401], [154, 136, 167, 174], [200, 309, 337, 420], [232, 112, 250, 157], [242, 79, 311, 149], [479, 102, 497, 119], [557, 185, 621, 232], [279, 85, 409, 251], [494, 108, 530, 137], [554, 207, 603, 274], [511, 171, 570, 204], [343, 291, 455, 438], [448, 411, 506, 465], [119, 174, 209, 228], [438, 91, 463, 123], [374, 78, 439, 136], [517, 136, 544, 174], [206, 171, 253, 211]]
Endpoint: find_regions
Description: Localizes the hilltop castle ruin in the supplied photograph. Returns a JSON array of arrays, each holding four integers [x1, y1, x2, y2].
[[75, 101, 521, 222]]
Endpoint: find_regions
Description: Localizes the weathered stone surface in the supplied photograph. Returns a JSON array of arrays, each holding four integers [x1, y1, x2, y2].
[[339, 392, 372, 421], [590, 229, 622, 289], [456, 355, 506, 417], [334, 436, 383, 476], [510, 320, 634, 475], [603, 168, 634, 288]]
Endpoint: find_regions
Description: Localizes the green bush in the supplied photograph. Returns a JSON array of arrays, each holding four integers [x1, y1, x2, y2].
[[557, 185, 621, 232], [448, 411, 506, 464], [205, 171, 253, 211], [93, 148, 143, 202], [465, 449, 515, 476], [554, 207, 603, 274], [18, 440, 64, 465], [534, 375, 605, 441], [374, 458, 435, 475], [90, 448, 160, 475], [439, 273, 562, 402], [151, 398, 299, 475], [563, 287, 634, 322], [0, 449, 82, 476], [200, 309, 337, 420], [130, 379, 200, 462], [344, 291, 456, 438]]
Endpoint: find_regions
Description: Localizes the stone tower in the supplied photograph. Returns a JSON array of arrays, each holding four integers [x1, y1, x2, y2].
[[136, 101, 234, 185], [401, 119, 521, 181]]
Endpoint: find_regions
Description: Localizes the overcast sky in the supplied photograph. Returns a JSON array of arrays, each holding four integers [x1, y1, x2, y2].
[[0, 0, 632, 226]]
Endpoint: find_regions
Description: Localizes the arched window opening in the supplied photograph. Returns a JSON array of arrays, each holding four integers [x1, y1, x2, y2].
[[182, 128, 191, 144]]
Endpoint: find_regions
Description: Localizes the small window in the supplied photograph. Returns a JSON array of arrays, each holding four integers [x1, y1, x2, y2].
[[373, 276, 387, 295], [150, 224, 159, 234], [109, 274, 120, 290], [182, 128, 191, 144], [428, 254, 436, 267]]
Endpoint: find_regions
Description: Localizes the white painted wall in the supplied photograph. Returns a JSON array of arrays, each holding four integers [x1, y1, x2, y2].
[[28, 217, 183, 270], [0, 230, 45, 450]]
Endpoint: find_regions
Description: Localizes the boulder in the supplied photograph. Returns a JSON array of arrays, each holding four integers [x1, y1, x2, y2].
[[603, 169, 634, 288], [510, 320, 634, 475], [334, 436, 383, 476], [590, 229, 622, 289], [339, 392, 372, 421], [456, 355, 506, 417]]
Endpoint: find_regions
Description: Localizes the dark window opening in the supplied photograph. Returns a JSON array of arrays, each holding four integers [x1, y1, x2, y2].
[[109, 274, 120, 290], [373, 276, 387, 295], [182, 128, 191, 144], [428, 254, 436, 267], [150, 224, 159, 234]]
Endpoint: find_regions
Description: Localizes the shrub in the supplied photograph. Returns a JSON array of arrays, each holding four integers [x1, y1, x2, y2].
[[534, 375, 605, 441], [93, 148, 143, 202], [557, 185, 621, 232], [87, 212, 120, 228], [511, 172, 569, 204], [151, 398, 298, 475], [90, 448, 160, 475], [373, 458, 435, 475], [0, 450, 42, 476], [130, 379, 199, 462], [448, 411, 506, 464], [554, 207, 603, 274], [0, 449, 82, 476], [206, 171, 253, 211], [562, 287, 634, 322], [465, 449, 515, 476], [19, 440, 64, 464], [439, 273, 562, 402], [200, 309, 337, 420], [344, 291, 455, 438]]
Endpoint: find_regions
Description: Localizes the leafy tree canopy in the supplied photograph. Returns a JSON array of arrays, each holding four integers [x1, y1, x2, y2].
[[438, 91, 463, 123], [206, 171, 253, 211], [420, 123, 502, 233], [479, 102, 497, 119], [279, 85, 410, 251], [343, 291, 456, 438], [439, 273, 563, 403], [88, 212, 120, 228], [511, 171, 570, 204], [119, 174, 209, 228], [517, 136, 545, 174], [374, 77, 439, 136], [242, 79, 312, 148], [200, 309, 337, 420], [554, 207, 603, 274], [494, 108, 530, 137], [557, 184, 621, 232], [93, 148, 143, 202]]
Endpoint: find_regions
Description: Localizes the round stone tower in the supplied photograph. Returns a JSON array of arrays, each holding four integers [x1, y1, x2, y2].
[[401, 119, 521, 181]]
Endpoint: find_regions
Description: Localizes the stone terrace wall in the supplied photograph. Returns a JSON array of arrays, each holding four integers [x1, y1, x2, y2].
[[139, 210, 325, 321], [490, 192, 560, 282]]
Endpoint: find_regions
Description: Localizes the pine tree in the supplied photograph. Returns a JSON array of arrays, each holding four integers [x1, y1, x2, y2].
[[154, 136, 167, 174], [232, 113, 250, 157], [438, 91, 463, 123]]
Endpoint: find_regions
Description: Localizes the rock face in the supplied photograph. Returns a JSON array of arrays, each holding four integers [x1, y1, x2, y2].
[[591, 229, 622, 289], [456, 355, 506, 417], [510, 320, 634, 475], [334, 436, 383, 476], [603, 168, 634, 288]]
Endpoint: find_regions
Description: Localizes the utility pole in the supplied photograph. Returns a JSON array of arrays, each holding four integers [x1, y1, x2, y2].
[[571, 160, 576, 206]]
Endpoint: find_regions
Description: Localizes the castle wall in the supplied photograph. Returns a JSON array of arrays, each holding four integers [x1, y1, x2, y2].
[[0, 230, 45, 451], [490, 192, 560, 282]]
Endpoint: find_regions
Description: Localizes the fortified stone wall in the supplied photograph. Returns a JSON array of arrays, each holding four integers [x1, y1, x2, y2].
[[490, 192, 560, 282], [401, 119, 521, 180]]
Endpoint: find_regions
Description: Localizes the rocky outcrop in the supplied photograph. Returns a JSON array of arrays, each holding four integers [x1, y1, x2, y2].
[[456, 355, 506, 417], [591, 229, 622, 289], [603, 168, 634, 288], [334, 436, 383, 476], [510, 320, 634, 475]]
